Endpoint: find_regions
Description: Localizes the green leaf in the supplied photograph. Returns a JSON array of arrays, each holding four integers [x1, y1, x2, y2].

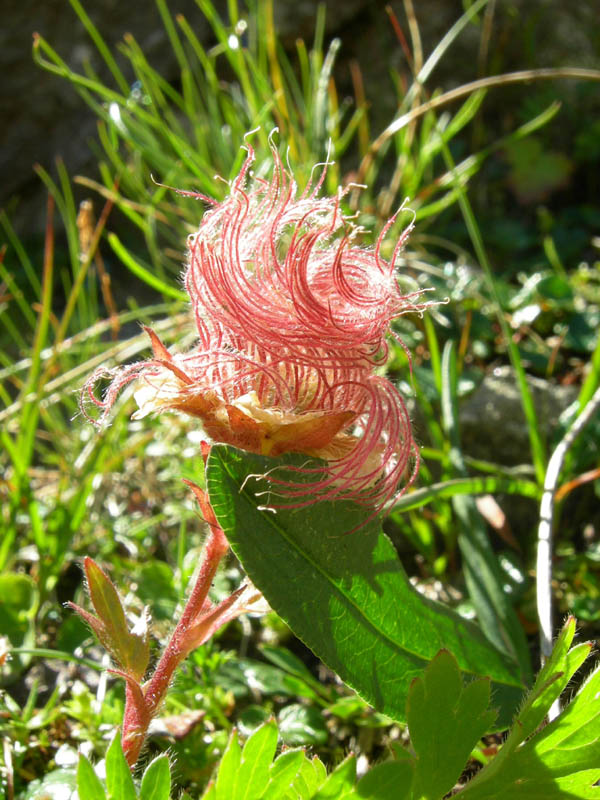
[[237, 720, 279, 800], [0, 572, 39, 675], [206, 446, 524, 730], [77, 754, 107, 800], [457, 618, 600, 798], [23, 768, 78, 800], [81, 558, 149, 681], [215, 728, 242, 800], [140, 754, 172, 800], [530, 664, 600, 775], [509, 617, 588, 745], [352, 760, 414, 800], [312, 754, 356, 799], [408, 650, 496, 799], [105, 731, 136, 800], [263, 750, 307, 800], [278, 704, 329, 747], [312, 757, 328, 787], [294, 755, 327, 798]]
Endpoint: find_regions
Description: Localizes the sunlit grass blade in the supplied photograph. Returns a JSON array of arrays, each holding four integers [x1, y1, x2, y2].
[[404, 0, 491, 107], [107, 233, 187, 301], [578, 332, 600, 412], [68, 0, 129, 93], [393, 475, 542, 512]]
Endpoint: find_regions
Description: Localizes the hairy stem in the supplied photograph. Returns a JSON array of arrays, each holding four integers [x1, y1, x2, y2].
[[122, 522, 229, 767]]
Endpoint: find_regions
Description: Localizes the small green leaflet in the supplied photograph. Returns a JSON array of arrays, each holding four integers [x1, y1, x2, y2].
[[105, 731, 136, 800], [202, 622, 600, 799], [457, 618, 600, 799], [77, 754, 106, 800], [76, 735, 172, 800], [203, 722, 332, 800], [139, 755, 172, 800]]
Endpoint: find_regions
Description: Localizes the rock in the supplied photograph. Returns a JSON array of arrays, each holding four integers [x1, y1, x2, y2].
[[458, 366, 578, 465], [1, 0, 369, 235], [3, 1, 599, 235]]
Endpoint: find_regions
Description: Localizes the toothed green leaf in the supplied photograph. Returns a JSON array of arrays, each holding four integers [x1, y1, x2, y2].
[[408, 650, 496, 799]]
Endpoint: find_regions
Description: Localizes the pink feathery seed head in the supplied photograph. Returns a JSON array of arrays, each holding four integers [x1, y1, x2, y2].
[[184, 136, 426, 371], [81, 133, 429, 516]]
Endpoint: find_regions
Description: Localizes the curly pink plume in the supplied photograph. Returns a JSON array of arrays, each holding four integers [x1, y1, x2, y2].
[[82, 136, 428, 516]]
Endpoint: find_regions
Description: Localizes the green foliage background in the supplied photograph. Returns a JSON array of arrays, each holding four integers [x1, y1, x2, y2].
[[1, 0, 600, 797]]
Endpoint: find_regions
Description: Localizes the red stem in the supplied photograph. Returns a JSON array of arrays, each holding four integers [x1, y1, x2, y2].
[[122, 523, 229, 766]]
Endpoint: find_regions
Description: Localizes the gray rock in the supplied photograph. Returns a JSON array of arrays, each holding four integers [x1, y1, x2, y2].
[[2, 0, 598, 234], [1, 0, 369, 234], [459, 366, 578, 465]]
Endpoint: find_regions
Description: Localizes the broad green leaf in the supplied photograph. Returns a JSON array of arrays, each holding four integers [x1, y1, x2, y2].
[[105, 731, 136, 800], [408, 650, 496, 799], [140, 754, 172, 800], [215, 728, 242, 800], [352, 760, 414, 800], [207, 446, 524, 730], [77, 754, 106, 800], [312, 754, 356, 799], [237, 720, 278, 800]]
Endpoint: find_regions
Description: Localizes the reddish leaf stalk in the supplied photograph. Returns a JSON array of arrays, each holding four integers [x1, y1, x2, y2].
[[122, 520, 229, 766]]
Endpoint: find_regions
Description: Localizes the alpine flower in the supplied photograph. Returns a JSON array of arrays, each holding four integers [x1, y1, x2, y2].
[[82, 136, 427, 515]]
